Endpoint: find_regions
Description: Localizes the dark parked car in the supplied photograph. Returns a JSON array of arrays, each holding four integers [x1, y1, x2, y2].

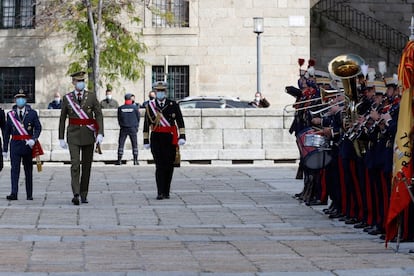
[[177, 96, 256, 108]]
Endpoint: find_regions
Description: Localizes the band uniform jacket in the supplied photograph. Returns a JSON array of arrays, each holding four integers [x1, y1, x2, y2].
[[59, 90, 104, 145], [143, 99, 185, 144]]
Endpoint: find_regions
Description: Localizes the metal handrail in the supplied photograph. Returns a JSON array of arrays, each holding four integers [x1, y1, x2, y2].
[[313, 0, 408, 54]]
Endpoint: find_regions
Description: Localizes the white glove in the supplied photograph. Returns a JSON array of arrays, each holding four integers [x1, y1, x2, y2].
[[144, 144, 151, 149], [59, 139, 68, 149], [2, 152, 8, 160], [178, 139, 186, 146], [26, 139, 35, 148], [96, 134, 103, 144]]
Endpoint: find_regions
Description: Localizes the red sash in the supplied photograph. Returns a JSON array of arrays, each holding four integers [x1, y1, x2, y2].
[[153, 126, 178, 145]]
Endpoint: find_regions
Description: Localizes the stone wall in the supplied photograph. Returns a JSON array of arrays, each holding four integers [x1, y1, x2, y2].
[[33, 108, 298, 165]]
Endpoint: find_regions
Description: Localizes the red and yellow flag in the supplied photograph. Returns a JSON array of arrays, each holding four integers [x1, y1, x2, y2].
[[385, 40, 414, 246]]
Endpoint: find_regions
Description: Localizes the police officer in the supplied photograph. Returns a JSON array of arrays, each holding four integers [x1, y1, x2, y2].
[[116, 93, 140, 165], [3, 91, 42, 200], [58, 71, 104, 205], [143, 81, 186, 200]]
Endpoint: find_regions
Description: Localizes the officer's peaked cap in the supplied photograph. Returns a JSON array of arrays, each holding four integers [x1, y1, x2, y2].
[[14, 88, 27, 98], [152, 81, 168, 90], [70, 71, 86, 81], [125, 93, 133, 100]]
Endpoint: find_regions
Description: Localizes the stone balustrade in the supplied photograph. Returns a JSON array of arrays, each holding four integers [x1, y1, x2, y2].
[[26, 108, 299, 165]]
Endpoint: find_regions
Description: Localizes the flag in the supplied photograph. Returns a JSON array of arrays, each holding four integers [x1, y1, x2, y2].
[[385, 40, 414, 246]]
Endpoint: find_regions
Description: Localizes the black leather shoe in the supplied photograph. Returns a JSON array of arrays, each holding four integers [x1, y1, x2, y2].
[[156, 195, 164, 200], [368, 226, 384, 235], [328, 212, 344, 219], [345, 218, 358, 225], [115, 160, 122, 165], [354, 222, 368, 229], [363, 226, 374, 232], [81, 197, 88, 204], [6, 194, 17, 200], [133, 160, 139, 165], [338, 216, 347, 221], [72, 195, 80, 205], [164, 194, 170, 199], [26, 196, 33, 200]]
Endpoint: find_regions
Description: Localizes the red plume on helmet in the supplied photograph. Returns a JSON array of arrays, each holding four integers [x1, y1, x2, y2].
[[298, 58, 305, 67]]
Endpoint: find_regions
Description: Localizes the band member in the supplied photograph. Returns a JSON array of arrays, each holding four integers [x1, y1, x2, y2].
[[3, 91, 42, 200], [58, 71, 104, 205], [143, 81, 186, 200]]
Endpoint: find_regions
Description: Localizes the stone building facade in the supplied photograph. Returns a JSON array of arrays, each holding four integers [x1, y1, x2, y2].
[[0, 0, 311, 110]]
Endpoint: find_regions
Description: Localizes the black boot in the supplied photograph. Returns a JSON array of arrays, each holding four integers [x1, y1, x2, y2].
[[295, 165, 303, 179], [133, 155, 139, 165], [115, 155, 122, 165]]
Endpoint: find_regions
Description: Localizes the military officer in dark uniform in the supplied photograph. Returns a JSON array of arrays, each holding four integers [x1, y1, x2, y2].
[[3, 91, 42, 200], [58, 71, 104, 205], [143, 81, 186, 200], [116, 93, 140, 165], [0, 106, 5, 173]]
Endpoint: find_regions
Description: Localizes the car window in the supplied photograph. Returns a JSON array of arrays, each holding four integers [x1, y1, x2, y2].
[[179, 102, 197, 108], [196, 101, 225, 108]]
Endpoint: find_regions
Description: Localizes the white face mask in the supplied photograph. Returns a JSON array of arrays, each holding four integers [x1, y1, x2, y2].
[[106, 95, 112, 100], [54, 98, 60, 103], [255, 96, 260, 102]]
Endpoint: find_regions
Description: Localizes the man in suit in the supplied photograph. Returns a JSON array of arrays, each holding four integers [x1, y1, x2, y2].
[[143, 81, 186, 200], [58, 71, 104, 205], [3, 90, 42, 200]]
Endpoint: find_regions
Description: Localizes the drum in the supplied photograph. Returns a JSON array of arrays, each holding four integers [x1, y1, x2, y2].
[[296, 127, 332, 170], [304, 133, 327, 147]]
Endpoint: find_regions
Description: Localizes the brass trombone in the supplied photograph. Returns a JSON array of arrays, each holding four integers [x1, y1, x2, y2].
[[308, 99, 346, 116], [283, 88, 343, 113]]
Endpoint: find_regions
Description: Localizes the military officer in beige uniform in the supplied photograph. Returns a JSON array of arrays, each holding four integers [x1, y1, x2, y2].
[[58, 71, 104, 205]]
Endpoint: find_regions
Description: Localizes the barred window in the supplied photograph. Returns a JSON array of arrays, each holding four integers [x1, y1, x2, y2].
[[1, 0, 35, 29], [0, 67, 35, 103], [152, 0, 189, 28], [152, 65, 189, 100]]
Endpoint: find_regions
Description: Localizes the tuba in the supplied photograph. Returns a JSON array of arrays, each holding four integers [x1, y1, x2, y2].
[[328, 54, 366, 157], [328, 54, 365, 103]]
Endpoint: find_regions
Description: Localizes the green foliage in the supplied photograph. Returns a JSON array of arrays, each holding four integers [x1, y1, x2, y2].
[[62, 1, 147, 88]]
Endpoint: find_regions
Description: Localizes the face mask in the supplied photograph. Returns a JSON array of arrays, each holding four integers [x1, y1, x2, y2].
[[54, 98, 60, 103], [106, 95, 112, 100], [75, 81, 85, 91], [255, 96, 260, 102], [156, 91, 166, 100], [149, 96, 155, 100], [16, 98, 26, 107]]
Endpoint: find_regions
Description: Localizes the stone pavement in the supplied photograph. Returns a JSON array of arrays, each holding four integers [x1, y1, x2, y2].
[[0, 162, 413, 275]]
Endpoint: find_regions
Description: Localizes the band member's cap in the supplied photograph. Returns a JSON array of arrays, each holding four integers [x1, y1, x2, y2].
[[375, 86, 386, 95], [14, 89, 26, 98], [152, 81, 168, 90], [124, 93, 133, 100], [70, 71, 86, 81], [384, 75, 398, 87]]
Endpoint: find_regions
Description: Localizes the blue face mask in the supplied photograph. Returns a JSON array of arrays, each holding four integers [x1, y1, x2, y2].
[[76, 81, 85, 91], [156, 91, 166, 100], [16, 98, 26, 107]]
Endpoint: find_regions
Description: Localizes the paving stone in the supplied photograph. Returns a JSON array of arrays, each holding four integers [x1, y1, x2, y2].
[[0, 165, 411, 274]]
